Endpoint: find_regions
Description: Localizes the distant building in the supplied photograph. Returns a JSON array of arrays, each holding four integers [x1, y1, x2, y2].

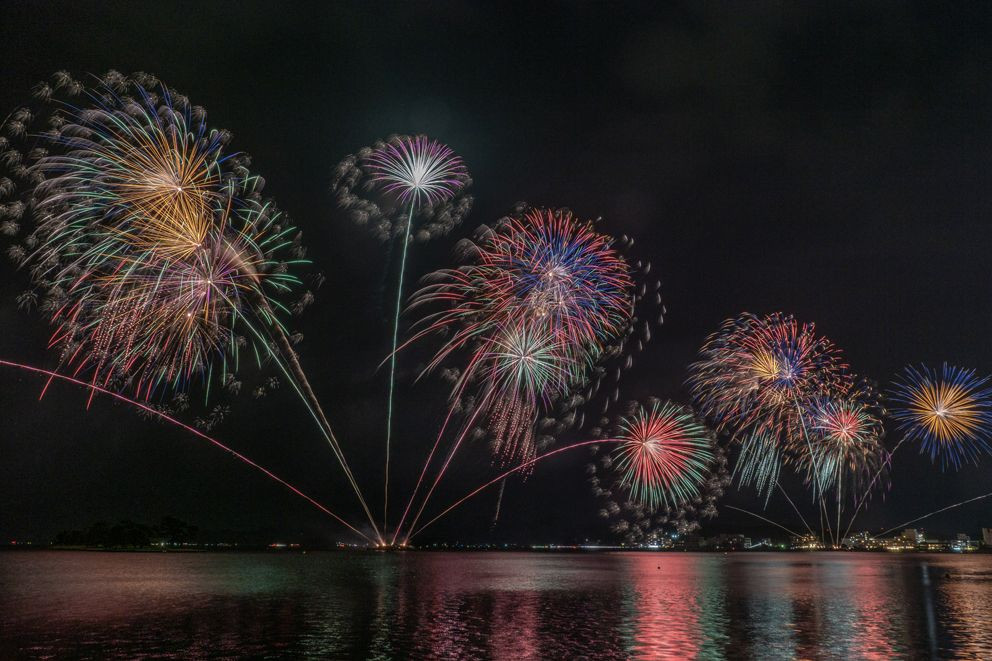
[[983, 528, 992, 547], [707, 534, 747, 551], [950, 535, 979, 552], [673, 534, 704, 551], [901, 528, 924, 545], [842, 531, 886, 550], [793, 534, 826, 550]]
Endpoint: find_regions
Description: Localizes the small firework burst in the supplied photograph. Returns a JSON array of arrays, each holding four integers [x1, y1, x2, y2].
[[365, 135, 469, 207], [588, 399, 729, 544], [331, 134, 473, 242], [610, 400, 715, 510], [889, 364, 992, 468], [480, 321, 574, 463], [804, 390, 887, 499]]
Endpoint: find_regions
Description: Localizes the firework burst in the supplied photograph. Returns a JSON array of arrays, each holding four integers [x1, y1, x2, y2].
[[611, 400, 715, 510], [408, 207, 633, 463], [804, 391, 887, 500], [365, 135, 469, 207], [332, 134, 473, 242], [588, 399, 728, 544], [687, 312, 851, 496], [5, 78, 301, 399], [889, 364, 992, 468], [1, 70, 382, 541]]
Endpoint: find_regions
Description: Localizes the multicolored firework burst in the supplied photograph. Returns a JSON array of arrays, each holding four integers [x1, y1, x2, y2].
[[408, 207, 634, 464], [2, 71, 384, 542], [610, 400, 715, 510], [50, 201, 300, 399], [687, 312, 851, 497], [889, 364, 992, 469], [803, 391, 887, 500], [3, 74, 304, 400], [588, 399, 729, 544]]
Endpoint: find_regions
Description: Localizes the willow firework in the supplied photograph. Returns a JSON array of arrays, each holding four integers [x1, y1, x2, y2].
[[889, 364, 992, 469]]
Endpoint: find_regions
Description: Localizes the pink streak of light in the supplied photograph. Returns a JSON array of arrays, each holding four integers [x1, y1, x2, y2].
[[0, 359, 370, 543]]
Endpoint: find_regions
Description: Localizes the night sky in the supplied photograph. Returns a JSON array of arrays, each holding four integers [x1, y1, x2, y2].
[[1, 2, 990, 545]]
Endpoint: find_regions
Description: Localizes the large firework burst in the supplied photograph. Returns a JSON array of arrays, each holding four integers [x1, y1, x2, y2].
[[687, 312, 851, 497], [2, 70, 381, 541], [408, 207, 634, 464], [2, 73, 305, 400], [889, 364, 992, 469]]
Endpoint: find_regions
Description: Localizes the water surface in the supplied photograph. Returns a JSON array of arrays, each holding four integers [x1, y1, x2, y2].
[[1, 551, 990, 659]]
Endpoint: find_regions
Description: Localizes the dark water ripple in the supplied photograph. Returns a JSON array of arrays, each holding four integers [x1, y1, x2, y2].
[[1, 551, 990, 659]]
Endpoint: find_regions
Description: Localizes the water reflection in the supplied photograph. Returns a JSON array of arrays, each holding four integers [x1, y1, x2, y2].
[[1, 551, 990, 658]]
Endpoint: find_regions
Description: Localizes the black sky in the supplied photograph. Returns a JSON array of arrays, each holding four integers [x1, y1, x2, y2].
[[1, 1, 990, 544]]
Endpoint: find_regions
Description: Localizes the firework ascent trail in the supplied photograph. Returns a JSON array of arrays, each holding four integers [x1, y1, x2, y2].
[[0, 358, 370, 542]]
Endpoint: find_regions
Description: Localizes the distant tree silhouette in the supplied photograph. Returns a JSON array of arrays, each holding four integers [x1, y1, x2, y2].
[[52, 516, 197, 547], [156, 516, 198, 544]]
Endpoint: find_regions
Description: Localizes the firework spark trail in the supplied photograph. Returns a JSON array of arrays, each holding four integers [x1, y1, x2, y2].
[[794, 399, 840, 540], [776, 482, 816, 537], [843, 436, 909, 540], [216, 287, 383, 543], [874, 491, 992, 539], [0, 359, 370, 542], [409, 399, 722, 541], [399, 388, 494, 545], [388, 374, 470, 545], [793, 394, 834, 544], [408, 438, 624, 540], [365, 136, 468, 533], [383, 201, 415, 533], [725, 506, 801, 538]]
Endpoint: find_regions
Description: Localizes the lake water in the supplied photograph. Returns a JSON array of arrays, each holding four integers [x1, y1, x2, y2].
[[1, 551, 990, 659]]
